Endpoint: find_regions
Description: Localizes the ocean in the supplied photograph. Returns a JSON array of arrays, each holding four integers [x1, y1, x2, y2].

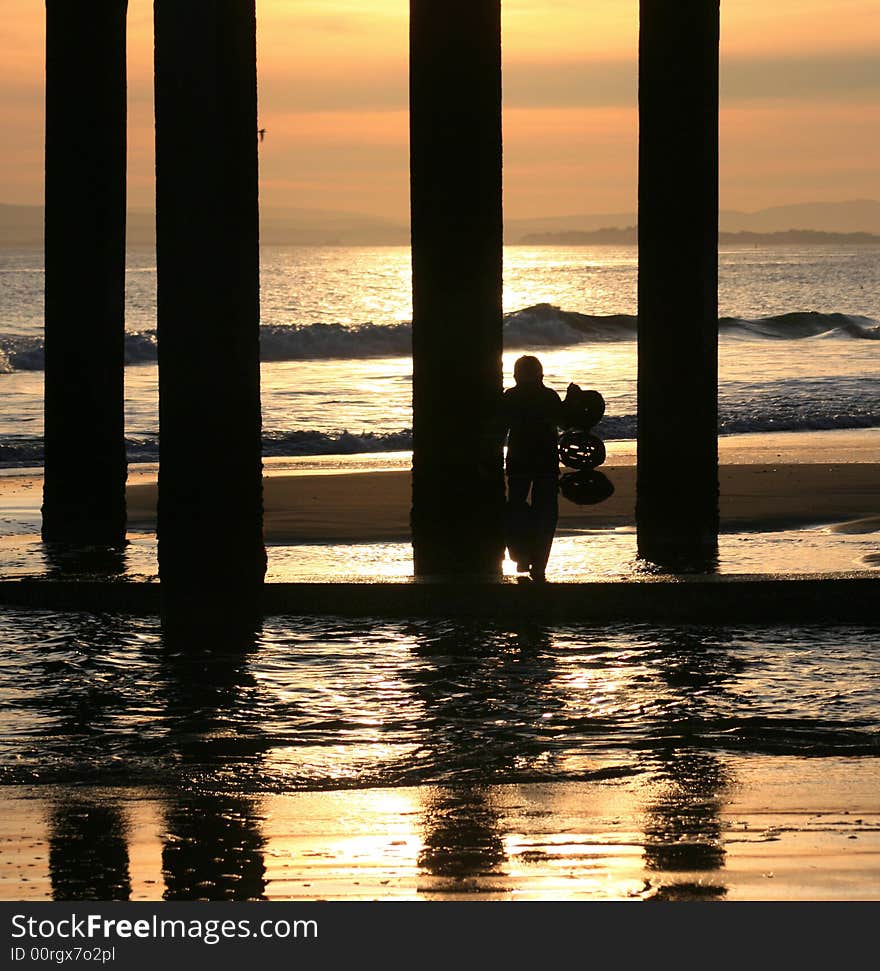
[[1, 610, 878, 794], [0, 243, 878, 467]]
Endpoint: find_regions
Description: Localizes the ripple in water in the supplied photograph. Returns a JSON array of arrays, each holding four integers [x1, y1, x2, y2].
[[0, 609, 877, 792]]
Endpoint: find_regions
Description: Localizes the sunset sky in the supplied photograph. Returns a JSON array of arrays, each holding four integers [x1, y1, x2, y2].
[[1, 0, 878, 219]]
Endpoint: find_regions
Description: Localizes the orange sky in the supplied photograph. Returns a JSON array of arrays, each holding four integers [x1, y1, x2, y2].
[[1, 0, 878, 218]]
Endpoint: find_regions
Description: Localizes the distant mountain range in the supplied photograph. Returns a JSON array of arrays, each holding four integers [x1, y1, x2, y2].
[[521, 228, 880, 246], [2, 199, 879, 247], [510, 199, 880, 238]]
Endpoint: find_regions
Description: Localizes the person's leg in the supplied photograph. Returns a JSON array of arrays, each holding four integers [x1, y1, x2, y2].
[[529, 475, 559, 579], [506, 475, 532, 570]]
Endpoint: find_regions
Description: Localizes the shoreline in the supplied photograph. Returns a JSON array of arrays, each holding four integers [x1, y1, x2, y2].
[[2, 427, 878, 481], [0, 431, 877, 570], [2, 462, 878, 546]]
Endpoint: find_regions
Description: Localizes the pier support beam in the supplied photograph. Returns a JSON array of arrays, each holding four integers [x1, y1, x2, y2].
[[637, 0, 720, 570], [409, 0, 505, 576], [154, 1, 265, 616], [42, 2, 128, 546]]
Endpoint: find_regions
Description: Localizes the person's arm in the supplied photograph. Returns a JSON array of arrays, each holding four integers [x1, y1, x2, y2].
[[550, 388, 566, 428], [559, 383, 581, 427]]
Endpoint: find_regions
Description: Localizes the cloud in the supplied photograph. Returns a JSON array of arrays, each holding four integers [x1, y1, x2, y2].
[[260, 68, 407, 114], [255, 50, 880, 116], [507, 51, 880, 108], [721, 52, 880, 102]]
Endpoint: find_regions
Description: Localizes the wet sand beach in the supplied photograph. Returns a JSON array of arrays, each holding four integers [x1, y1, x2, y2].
[[0, 430, 878, 580], [93, 430, 880, 543], [2, 759, 879, 901], [123, 461, 880, 543], [2, 430, 878, 547]]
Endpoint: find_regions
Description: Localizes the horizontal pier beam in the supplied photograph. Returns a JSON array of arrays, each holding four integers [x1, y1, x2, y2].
[[0, 577, 877, 625]]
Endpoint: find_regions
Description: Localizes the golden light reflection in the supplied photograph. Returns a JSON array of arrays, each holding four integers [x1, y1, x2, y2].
[[15, 763, 878, 900], [259, 788, 424, 899], [266, 742, 419, 782]]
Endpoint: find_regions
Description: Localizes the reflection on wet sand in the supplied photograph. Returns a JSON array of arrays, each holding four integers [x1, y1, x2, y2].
[[639, 630, 740, 900], [34, 619, 744, 900], [37, 610, 136, 901], [409, 622, 558, 893], [411, 624, 740, 898], [5, 613, 876, 900], [642, 753, 728, 900], [162, 795, 266, 901], [418, 787, 507, 892], [49, 802, 131, 901], [158, 620, 268, 901]]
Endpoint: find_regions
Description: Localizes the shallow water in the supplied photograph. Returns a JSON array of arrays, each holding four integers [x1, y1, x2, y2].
[[2, 608, 878, 901], [1, 521, 876, 582], [262, 526, 880, 580], [1, 610, 877, 795]]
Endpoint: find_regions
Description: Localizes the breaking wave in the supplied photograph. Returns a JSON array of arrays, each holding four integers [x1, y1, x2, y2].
[[261, 429, 413, 457], [1, 306, 876, 373]]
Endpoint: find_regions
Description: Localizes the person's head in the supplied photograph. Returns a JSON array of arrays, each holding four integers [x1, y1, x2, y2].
[[513, 355, 544, 386]]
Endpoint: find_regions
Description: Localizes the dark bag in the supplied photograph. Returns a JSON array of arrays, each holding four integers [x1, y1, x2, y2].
[[560, 384, 605, 430]]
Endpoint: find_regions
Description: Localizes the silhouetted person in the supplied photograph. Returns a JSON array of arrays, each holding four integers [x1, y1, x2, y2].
[[501, 356, 562, 581]]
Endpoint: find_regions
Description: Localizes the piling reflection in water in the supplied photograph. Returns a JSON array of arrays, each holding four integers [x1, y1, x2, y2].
[[409, 623, 557, 890], [158, 618, 268, 901], [4, 608, 876, 899], [162, 794, 266, 902], [410, 624, 737, 895], [639, 629, 740, 899], [642, 753, 728, 900], [409, 622, 559, 780], [36, 611, 135, 900], [41, 542, 128, 579]]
